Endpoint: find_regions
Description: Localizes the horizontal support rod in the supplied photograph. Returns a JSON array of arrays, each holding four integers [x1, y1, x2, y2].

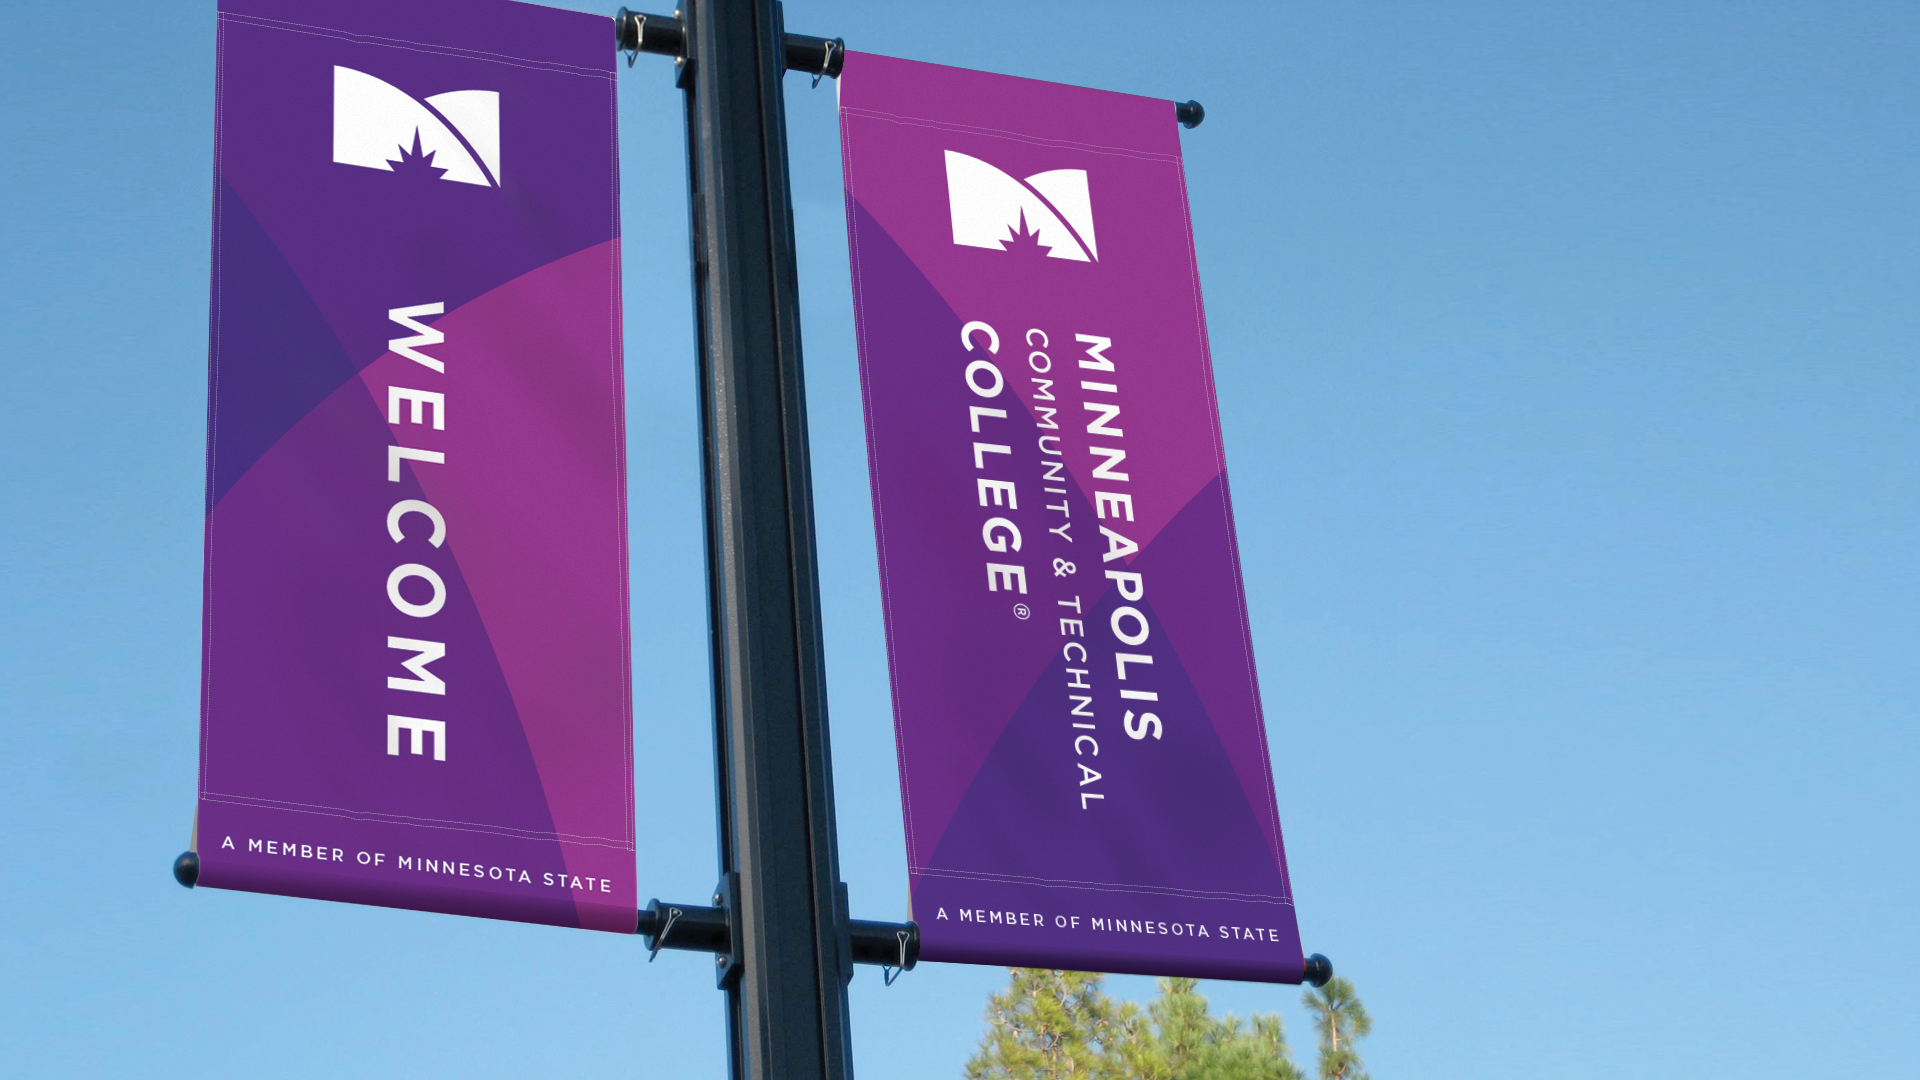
[[177, 847, 1287, 986], [616, 8, 844, 78], [638, 899, 733, 956], [847, 918, 918, 969], [617, 11, 1193, 123], [782, 33, 845, 80], [637, 899, 918, 970], [615, 7, 685, 56]]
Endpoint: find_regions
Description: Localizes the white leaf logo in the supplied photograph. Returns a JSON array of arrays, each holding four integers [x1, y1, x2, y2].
[[944, 151, 1097, 262], [332, 67, 500, 188]]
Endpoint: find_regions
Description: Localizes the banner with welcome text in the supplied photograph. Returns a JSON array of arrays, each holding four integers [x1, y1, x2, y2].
[[195, 0, 634, 932], [840, 54, 1305, 982]]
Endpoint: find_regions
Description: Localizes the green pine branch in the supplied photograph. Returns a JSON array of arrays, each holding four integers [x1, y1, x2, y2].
[[967, 968, 1329, 1080]]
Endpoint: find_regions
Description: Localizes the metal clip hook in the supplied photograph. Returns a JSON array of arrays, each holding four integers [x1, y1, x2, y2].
[[811, 39, 838, 89], [623, 13, 645, 68], [647, 905, 682, 962], [881, 928, 909, 986]]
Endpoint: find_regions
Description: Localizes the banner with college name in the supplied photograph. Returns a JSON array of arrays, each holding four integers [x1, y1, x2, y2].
[[195, 0, 634, 931], [839, 54, 1305, 982]]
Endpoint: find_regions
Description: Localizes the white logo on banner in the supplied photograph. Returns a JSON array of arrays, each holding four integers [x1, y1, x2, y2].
[[332, 67, 501, 188], [944, 151, 1097, 262]]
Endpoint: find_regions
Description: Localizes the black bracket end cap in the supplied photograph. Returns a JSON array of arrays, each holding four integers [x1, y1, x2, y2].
[[173, 851, 199, 889], [1303, 952, 1333, 987]]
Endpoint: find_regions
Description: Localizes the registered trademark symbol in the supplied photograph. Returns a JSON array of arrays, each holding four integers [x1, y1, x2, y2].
[[1012, 603, 1032, 620]]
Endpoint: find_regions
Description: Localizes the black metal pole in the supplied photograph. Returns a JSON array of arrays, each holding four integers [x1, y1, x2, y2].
[[676, 1, 853, 1077]]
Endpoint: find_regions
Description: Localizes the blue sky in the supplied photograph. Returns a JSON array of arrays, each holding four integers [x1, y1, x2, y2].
[[3, 1, 1915, 1076]]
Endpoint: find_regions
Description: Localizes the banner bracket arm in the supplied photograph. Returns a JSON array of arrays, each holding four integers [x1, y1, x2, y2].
[[636, 896, 919, 978], [615, 8, 845, 79]]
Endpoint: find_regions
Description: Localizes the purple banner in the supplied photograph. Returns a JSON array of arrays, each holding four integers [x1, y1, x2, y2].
[[195, 0, 634, 932], [840, 54, 1304, 982]]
